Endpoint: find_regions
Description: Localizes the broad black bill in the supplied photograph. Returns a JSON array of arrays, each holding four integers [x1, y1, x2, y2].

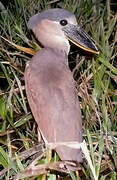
[[63, 24, 99, 54]]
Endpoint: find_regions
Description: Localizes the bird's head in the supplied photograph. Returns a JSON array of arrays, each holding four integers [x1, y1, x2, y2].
[[28, 8, 99, 55]]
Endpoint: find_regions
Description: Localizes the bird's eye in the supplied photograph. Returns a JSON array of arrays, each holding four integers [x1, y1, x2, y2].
[[60, 19, 68, 26]]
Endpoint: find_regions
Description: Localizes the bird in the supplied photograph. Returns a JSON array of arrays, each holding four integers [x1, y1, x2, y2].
[[25, 8, 99, 170]]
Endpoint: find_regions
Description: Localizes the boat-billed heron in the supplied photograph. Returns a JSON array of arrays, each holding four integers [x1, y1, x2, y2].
[[25, 8, 98, 170]]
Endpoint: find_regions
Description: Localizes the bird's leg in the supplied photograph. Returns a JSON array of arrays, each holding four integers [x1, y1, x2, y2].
[[46, 148, 52, 163], [41, 147, 52, 179], [38, 129, 42, 142]]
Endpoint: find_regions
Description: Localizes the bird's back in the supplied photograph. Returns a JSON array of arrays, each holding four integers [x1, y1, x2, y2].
[[25, 48, 82, 163]]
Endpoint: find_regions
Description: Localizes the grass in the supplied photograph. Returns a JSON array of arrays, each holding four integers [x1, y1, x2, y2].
[[0, 0, 117, 179]]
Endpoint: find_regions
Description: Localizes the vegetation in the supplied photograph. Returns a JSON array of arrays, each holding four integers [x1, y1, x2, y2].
[[0, 0, 117, 179]]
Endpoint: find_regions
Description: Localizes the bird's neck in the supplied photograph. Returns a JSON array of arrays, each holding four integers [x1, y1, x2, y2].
[[42, 39, 70, 55], [45, 47, 68, 65]]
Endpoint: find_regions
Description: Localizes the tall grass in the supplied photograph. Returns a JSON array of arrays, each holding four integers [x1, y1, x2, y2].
[[0, 0, 117, 179]]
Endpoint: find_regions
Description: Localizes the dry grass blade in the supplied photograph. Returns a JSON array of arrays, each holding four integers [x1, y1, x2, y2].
[[15, 161, 80, 180], [1, 36, 36, 55]]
